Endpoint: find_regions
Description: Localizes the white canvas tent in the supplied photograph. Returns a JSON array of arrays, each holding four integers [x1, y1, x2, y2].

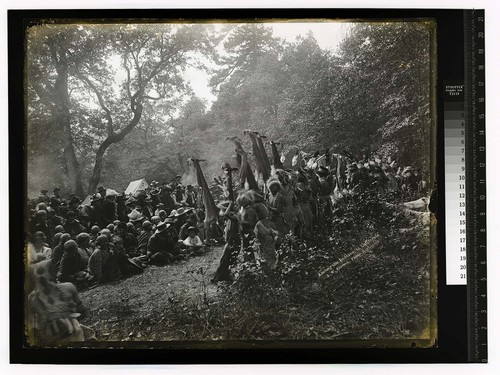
[[124, 178, 149, 195]]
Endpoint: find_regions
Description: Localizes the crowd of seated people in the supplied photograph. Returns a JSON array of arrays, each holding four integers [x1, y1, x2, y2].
[[26, 180, 208, 291]]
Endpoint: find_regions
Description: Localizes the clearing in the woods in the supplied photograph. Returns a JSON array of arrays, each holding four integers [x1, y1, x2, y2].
[[80, 245, 225, 342], [79, 220, 433, 345]]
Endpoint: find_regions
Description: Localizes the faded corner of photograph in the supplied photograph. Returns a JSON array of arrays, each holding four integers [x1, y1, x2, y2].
[[24, 19, 436, 348]]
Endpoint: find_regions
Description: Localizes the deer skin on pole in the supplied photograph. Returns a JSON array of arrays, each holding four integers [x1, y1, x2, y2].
[[189, 158, 218, 226], [246, 131, 270, 186], [256, 133, 272, 176], [227, 137, 259, 190]]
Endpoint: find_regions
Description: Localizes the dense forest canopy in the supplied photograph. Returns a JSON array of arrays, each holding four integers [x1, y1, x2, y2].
[[27, 21, 434, 197]]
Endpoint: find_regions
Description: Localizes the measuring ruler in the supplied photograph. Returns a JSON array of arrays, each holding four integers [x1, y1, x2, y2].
[[444, 82, 467, 285], [464, 9, 487, 363]]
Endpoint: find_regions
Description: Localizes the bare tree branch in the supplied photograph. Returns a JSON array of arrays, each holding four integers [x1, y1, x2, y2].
[[75, 72, 114, 136], [110, 102, 143, 142], [143, 94, 162, 100], [123, 53, 133, 103], [129, 48, 143, 88]]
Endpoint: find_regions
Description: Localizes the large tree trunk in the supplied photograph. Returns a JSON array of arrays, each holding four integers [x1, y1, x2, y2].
[[87, 104, 143, 193], [87, 142, 109, 194], [52, 50, 84, 197]]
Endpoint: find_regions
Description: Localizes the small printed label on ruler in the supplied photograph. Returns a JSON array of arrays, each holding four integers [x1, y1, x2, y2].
[[444, 83, 467, 285]]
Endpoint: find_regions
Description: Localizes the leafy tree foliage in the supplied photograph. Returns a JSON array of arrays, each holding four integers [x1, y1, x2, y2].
[[27, 23, 209, 195], [332, 22, 433, 171], [203, 22, 433, 177], [27, 22, 434, 195]]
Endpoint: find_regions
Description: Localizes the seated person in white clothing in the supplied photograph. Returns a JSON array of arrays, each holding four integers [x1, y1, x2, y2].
[[182, 226, 204, 255], [27, 231, 52, 265]]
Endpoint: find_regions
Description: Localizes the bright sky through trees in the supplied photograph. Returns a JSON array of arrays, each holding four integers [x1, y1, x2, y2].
[[185, 22, 350, 106], [28, 20, 432, 195], [79, 22, 349, 114]]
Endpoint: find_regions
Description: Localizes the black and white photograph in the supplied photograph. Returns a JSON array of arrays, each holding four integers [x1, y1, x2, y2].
[[23, 18, 436, 348]]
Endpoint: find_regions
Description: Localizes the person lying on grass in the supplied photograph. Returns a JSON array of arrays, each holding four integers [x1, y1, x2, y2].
[[182, 226, 205, 255]]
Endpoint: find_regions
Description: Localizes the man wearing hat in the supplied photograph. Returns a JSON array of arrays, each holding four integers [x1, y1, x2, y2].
[[90, 193, 106, 229], [136, 191, 153, 219], [162, 217, 181, 248], [149, 187, 161, 209], [147, 222, 180, 266], [116, 193, 129, 222], [46, 207, 64, 239], [185, 185, 197, 208], [170, 207, 192, 233], [68, 195, 83, 212], [173, 184, 186, 207], [175, 206, 192, 218], [102, 191, 118, 224], [58, 199, 69, 218], [63, 211, 86, 239], [159, 185, 176, 213], [128, 206, 146, 227], [49, 188, 62, 212]]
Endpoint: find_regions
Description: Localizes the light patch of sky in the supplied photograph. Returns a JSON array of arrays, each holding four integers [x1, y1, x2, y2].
[[78, 53, 123, 111], [78, 22, 351, 117], [271, 21, 350, 52], [109, 53, 124, 97], [184, 22, 351, 109]]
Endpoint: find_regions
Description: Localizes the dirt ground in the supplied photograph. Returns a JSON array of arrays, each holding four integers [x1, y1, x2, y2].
[[79, 245, 225, 342], [78, 210, 433, 345]]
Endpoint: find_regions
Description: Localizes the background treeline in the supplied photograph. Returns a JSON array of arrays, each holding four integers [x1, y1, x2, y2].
[[27, 22, 433, 197]]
